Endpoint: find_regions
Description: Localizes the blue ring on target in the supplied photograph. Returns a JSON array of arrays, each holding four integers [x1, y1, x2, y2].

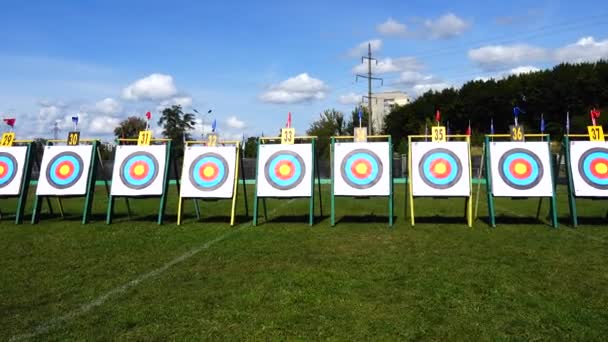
[[189, 153, 229, 191], [264, 150, 305, 190], [498, 148, 543, 190], [0, 152, 18, 188], [119, 152, 159, 190], [578, 147, 608, 190], [418, 148, 462, 189], [340, 149, 383, 189], [45, 152, 84, 189]]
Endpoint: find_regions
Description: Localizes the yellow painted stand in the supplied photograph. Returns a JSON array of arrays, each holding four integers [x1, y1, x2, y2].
[[176, 140, 248, 226], [407, 134, 473, 227]]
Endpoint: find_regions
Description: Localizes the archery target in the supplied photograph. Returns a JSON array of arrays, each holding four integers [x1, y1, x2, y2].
[[489, 142, 553, 197], [569, 141, 608, 197], [36, 145, 93, 196], [111, 145, 167, 196], [180, 145, 236, 198], [333, 142, 390, 196], [256, 143, 312, 198], [0, 146, 27, 196], [411, 142, 471, 197]]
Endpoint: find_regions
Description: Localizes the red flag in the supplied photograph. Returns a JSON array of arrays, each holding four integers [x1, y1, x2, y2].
[[145, 111, 151, 120], [286, 112, 292, 128], [435, 109, 441, 123], [3, 118, 15, 127], [591, 108, 601, 119], [466, 120, 471, 136]]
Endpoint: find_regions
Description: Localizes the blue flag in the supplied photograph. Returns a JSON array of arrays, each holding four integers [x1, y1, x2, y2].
[[211, 119, 217, 132], [513, 106, 521, 117], [358, 108, 363, 123], [540, 114, 545, 133], [71, 116, 78, 124], [566, 112, 570, 134], [490, 118, 494, 135]]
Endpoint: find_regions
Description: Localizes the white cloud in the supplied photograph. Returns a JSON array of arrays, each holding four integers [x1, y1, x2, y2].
[[259, 73, 329, 104], [377, 18, 408, 36], [88, 116, 122, 134], [122, 73, 178, 101], [157, 96, 193, 111], [352, 56, 423, 74], [507, 66, 541, 76], [226, 116, 246, 129], [338, 92, 362, 105], [554, 36, 608, 63], [93, 97, 121, 115], [348, 39, 382, 57], [412, 82, 451, 96], [423, 13, 470, 39], [395, 71, 440, 86], [468, 44, 548, 71]]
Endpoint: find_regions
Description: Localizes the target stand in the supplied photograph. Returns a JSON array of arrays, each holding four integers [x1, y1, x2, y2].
[[330, 135, 394, 227], [0, 137, 36, 224], [483, 134, 558, 228], [559, 130, 608, 227], [252, 136, 321, 226], [407, 134, 473, 227], [106, 138, 173, 225], [177, 139, 248, 226], [31, 138, 104, 224]]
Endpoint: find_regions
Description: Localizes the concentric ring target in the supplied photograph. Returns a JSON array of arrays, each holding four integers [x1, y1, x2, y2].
[[45, 152, 84, 189], [189, 153, 229, 191], [340, 149, 383, 189], [418, 148, 462, 189], [119, 151, 159, 190], [578, 147, 608, 190], [264, 150, 306, 190], [498, 148, 544, 190], [0, 152, 18, 189]]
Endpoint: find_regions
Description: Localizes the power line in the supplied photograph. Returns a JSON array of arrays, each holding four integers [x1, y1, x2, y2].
[[355, 43, 383, 135]]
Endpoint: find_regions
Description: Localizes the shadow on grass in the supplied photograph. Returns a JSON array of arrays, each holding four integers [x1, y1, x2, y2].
[[180, 214, 251, 224], [478, 215, 552, 227], [559, 216, 608, 227], [413, 215, 470, 225], [336, 214, 396, 225]]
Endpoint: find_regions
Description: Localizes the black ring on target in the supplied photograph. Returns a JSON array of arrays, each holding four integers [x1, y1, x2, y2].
[[418, 148, 463, 189], [498, 148, 544, 190], [0, 152, 18, 189], [189, 152, 229, 191], [340, 148, 383, 189], [578, 147, 608, 190], [119, 151, 159, 190], [264, 150, 306, 190], [45, 152, 84, 189]]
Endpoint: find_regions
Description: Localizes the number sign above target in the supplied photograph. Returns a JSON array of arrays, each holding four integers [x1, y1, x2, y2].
[[0, 146, 27, 196], [411, 142, 470, 197], [569, 141, 608, 197], [333, 142, 390, 196], [489, 142, 553, 197], [256, 143, 312, 198], [180, 146, 236, 199], [111, 145, 167, 196], [36, 145, 93, 196]]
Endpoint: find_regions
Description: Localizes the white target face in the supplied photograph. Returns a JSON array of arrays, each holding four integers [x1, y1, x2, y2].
[[0, 146, 28, 196], [411, 141, 471, 197], [180, 145, 236, 199], [110, 145, 167, 196], [256, 143, 312, 198], [489, 142, 554, 197], [569, 141, 608, 197], [36, 145, 93, 196], [333, 142, 390, 196]]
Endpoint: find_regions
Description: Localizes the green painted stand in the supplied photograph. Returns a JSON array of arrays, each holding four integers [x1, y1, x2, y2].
[[252, 137, 320, 226], [0, 142, 35, 224], [31, 140, 101, 224], [330, 136, 394, 227], [484, 135, 558, 228], [106, 141, 173, 225]]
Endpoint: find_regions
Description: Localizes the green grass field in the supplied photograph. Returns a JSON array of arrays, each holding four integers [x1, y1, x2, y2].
[[2, 185, 608, 340]]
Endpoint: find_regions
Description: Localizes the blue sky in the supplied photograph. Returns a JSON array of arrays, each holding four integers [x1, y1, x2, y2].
[[1, 0, 607, 141]]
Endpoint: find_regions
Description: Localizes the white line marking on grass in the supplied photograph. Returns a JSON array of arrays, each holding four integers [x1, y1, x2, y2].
[[10, 198, 295, 341]]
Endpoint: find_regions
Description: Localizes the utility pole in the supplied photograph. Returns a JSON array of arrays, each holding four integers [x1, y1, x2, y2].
[[356, 43, 383, 135], [53, 120, 60, 140]]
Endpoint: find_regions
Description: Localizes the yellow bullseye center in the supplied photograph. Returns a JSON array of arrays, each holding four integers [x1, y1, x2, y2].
[[434, 162, 447, 174], [279, 164, 291, 176], [594, 162, 608, 175], [355, 163, 368, 174], [59, 165, 71, 176], [514, 163, 527, 175], [0, 165, 4, 174], [133, 164, 145, 176], [203, 166, 215, 177]]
